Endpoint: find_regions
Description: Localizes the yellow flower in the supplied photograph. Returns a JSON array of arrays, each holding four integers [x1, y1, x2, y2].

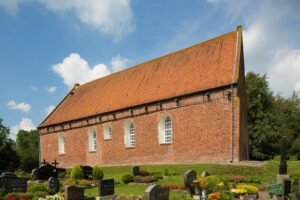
[[235, 188, 247, 194], [217, 182, 224, 187]]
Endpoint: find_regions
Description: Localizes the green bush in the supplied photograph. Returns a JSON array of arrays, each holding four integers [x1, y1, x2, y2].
[[32, 191, 48, 200], [139, 170, 149, 177], [92, 166, 104, 180], [15, 169, 31, 179], [28, 182, 49, 193], [133, 176, 157, 183], [289, 156, 298, 161], [70, 165, 84, 180], [273, 155, 281, 161], [269, 179, 283, 196], [122, 174, 134, 184]]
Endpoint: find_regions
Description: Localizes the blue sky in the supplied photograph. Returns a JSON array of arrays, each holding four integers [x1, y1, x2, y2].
[[0, 0, 299, 139]]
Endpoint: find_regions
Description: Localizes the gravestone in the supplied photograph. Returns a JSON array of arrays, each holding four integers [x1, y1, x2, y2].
[[144, 184, 169, 200], [0, 172, 27, 194], [132, 166, 140, 176], [183, 170, 197, 195], [48, 177, 60, 192], [279, 136, 288, 175], [283, 178, 291, 200], [80, 166, 93, 179], [277, 137, 290, 184], [201, 171, 209, 178], [99, 179, 114, 197], [32, 163, 58, 180], [65, 185, 84, 200]]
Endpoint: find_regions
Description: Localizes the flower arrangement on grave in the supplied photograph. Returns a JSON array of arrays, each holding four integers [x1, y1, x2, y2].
[[162, 185, 186, 190], [208, 192, 224, 200], [192, 177, 208, 195], [236, 184, 259, 195], [231, 188, 247, 199]]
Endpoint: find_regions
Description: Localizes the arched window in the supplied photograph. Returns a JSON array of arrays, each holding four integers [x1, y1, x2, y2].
[[124, 121, 136, 148], [88, 128, 97, 152], [58, 132, 65, 154], [103, 125, 112, 140], [158, 115, 173, 144]]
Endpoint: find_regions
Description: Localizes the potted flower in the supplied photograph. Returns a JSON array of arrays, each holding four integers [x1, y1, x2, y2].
[[192, 178, 208, 199]]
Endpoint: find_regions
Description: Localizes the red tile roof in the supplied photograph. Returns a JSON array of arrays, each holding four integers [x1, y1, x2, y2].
[[40, 28, 240, 127]]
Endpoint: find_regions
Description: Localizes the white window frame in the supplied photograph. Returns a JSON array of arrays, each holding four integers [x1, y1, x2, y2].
[[88, 128, 97, 152], [103, 125, 112, 140], [58, 132, 65, 154], [124, 121, 136, 148], [158, 114, 173, 144]]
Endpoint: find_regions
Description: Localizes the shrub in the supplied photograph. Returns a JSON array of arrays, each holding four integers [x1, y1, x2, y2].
[[269, 179, 283, 196], [122, 174, 134, 184], [15, 169, 31, 179], [32, 191, 48, 200], [28, 182, 49, 194], [92, 166, 104, 180], [133, 176, 157, 183], [237, 184, 259, 194], [139, 170, 149, 177], [70, 165, 84, 180], [273, 155, 281, 161], [164, 168, 169, 176], [289, 156, 298, 161]]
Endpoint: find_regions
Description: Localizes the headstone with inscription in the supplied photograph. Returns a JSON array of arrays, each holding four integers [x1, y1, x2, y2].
[[132, 166, 140, 176], [144, 184, 169, 200], [48, 177, 60, 192], [65, 185, 84, 200], [99, 179, 114, 196], [283, 178, 291, 200], [0, 172, 27, 194], [183, 170, 197, 195]]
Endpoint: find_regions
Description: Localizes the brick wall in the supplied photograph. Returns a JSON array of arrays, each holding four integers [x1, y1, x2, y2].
[[39, 86, 246, 168]]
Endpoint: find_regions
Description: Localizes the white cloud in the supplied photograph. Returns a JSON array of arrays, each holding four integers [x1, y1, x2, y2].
[[7, 100, 31, 112], [0, 0, 135, 40], [111, 54, 129, 72], [52, 53, 130, 87], [0, 0, 24, 14], [40, 0, 135, 40], [10, 118, 36, 140], [52, 53, 111, 88], [45, 86, 57, 93], [207, 0, 300, 96], [44, 105, 55, 115]]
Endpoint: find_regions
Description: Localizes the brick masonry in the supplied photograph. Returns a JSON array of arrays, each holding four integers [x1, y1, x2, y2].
[[39, 84, 248, 168]]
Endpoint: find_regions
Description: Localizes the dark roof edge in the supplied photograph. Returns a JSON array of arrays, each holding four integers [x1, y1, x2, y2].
[[38, 82, 238, 129], [38, 84, 80, 127]]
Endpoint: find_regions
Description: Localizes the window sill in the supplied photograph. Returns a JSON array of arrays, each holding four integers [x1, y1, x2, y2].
[[104, 138, 112, 141], [125, 146, 135, 149], [59, 153, 65, 156], [89, 150, 96, 153], [159, 142, 172, 145]]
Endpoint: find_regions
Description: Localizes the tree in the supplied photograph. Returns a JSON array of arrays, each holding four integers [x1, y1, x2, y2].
[[16, 130, 39, 171], [246, 72, 280, 160], [0, 117, 19, 172]]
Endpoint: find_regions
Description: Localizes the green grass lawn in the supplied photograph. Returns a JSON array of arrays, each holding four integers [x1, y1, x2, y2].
[[83, 161, 300, 198]]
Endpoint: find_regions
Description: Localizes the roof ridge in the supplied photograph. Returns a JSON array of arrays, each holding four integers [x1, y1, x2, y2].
[[78, 30, 236, 88]]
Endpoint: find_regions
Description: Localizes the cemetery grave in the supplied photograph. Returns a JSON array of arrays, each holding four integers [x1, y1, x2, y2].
[[1, 151, 300, 200]]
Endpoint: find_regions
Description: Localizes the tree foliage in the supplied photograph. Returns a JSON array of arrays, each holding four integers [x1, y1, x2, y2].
[[16, 129, 39, 171], [246, 72, 300, 160], [0, 118, 19, 172]]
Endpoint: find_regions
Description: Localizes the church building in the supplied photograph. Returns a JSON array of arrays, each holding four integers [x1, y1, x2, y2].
[[38, 26, 248, 167]]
